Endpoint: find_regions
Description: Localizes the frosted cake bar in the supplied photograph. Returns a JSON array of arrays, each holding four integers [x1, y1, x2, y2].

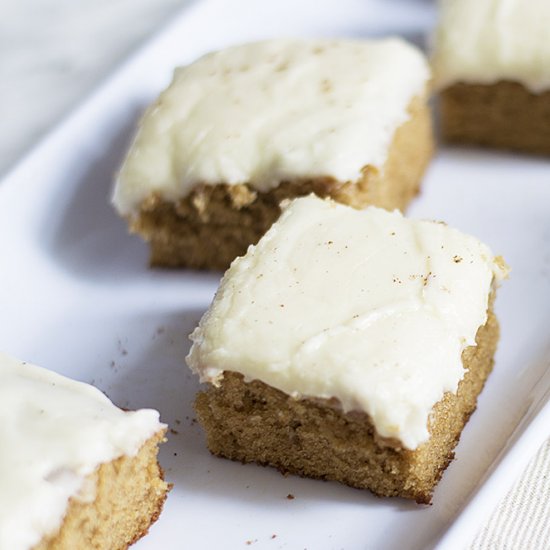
[[187, 195, 507, 503], [113, 38, 433, 269], [433, 0, 550, 155], [0, 353, 169, 550]]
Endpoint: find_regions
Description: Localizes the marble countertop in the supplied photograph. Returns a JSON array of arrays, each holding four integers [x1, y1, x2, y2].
[[0, 0, 187, 177]]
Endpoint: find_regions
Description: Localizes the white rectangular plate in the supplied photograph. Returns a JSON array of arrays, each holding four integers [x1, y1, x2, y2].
[[2, 0, 550, 548]]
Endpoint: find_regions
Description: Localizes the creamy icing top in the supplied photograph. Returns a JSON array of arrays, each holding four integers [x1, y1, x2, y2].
[[0, 353, 164, 550], [113, 38, 430, 216], [187, 196, 506, 450], [432, 0, 550, 92]]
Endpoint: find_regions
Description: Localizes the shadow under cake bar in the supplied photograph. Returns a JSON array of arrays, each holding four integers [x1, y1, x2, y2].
[[432, 0, 550, 155], [187, 195, 507, 504], [0, 353, 169, 550], [113, 38, 433, 270]]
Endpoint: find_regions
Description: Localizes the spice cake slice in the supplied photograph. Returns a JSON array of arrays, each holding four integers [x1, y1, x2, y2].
[[0, 353, 169, 550], [112, 38, 433, 270], [187, 195, 507, 503], [432, 0, 550, 155]]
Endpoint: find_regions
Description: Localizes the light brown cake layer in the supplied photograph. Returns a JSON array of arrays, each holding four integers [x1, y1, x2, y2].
[[440, 81, 550, 155], [195, 304, 498, 504], [130, 96, 433, 270], [35, 432, 169, 550]]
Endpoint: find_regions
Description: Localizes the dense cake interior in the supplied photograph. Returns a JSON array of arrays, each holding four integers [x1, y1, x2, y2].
[[439, 82, 550, 155], [35, 432, 168, 550]]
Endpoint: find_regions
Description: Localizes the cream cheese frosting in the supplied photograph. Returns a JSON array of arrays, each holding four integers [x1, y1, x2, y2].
[[432, 0, 550, 92], [113, 38, 430, 216], [187, 196, 507, 450], [0, 353, 164, 550]]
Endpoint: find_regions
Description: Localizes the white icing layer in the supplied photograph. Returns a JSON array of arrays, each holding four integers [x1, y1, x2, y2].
[[113, 38, 430, 216], [433, 0, 550, 92], [0, 353, 164, 550], [187, 196, 506, 450]]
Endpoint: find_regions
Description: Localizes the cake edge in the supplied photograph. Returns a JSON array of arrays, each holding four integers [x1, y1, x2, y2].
[[34, 429, 170, 550], [439, 80, 550, 155]]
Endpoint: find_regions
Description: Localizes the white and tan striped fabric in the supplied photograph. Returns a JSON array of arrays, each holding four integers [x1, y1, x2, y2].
[[471, 440, 550, 549]]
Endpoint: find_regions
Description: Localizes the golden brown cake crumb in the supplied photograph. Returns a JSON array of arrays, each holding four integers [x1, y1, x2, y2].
[[440, 81, 550, 155], [35, 432, 169, 550]]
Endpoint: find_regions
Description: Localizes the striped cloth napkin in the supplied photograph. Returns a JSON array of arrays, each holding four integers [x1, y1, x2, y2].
[[471, 440, 550, 549]]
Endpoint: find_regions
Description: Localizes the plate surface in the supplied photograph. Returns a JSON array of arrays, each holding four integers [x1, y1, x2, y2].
[[1, 0, 550, 548]]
